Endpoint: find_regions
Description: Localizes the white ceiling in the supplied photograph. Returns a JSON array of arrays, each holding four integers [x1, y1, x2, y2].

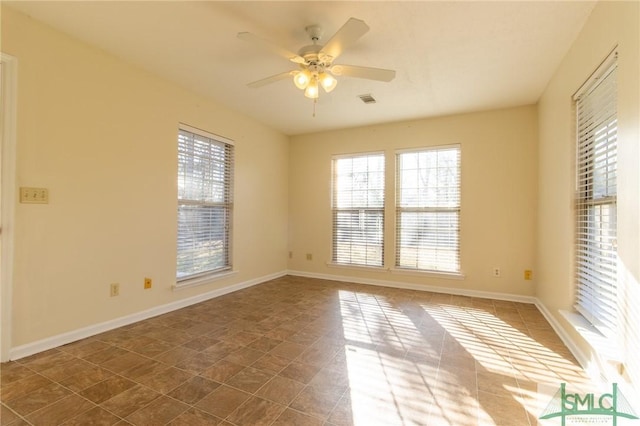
[[7, 1, 596, 136]]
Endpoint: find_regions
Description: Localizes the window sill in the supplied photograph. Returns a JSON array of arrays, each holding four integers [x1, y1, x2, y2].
[[326, 262, 389, 273], [559, 309, 622, 363], [173, 269, 238, 291], [390, 268, 465, 280]]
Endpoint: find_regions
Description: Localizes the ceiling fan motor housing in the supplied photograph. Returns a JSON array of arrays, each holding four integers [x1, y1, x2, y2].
[[298, 44, 334, 76]]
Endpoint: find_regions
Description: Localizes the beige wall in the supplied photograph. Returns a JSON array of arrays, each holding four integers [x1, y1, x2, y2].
[[1, 7, 289, 348], [537, 0, 639, 382], [289, 106, 538, 297]]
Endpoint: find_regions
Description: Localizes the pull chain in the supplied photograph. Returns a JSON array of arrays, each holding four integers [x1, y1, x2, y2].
[[313, 98, 317, 117]]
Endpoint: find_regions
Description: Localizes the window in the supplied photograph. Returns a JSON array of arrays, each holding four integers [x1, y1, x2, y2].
[[176, 125, 233, 282], [396, 146, 460, 273], [332, 153, 385, 267], [574, 52, 617, 334]]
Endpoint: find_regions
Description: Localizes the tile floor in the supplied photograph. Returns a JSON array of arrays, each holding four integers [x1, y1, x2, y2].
[[1, 275, 590, 425]]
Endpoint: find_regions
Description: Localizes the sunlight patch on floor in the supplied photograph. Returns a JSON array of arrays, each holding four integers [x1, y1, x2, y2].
[[338, 289, 590, 425]]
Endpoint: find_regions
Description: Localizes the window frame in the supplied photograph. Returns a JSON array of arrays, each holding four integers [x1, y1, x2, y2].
[[331, 151, 386, 268], [176, 124, 234, 285], [573, 50, 618, 335], [395, 144, 461, 274]]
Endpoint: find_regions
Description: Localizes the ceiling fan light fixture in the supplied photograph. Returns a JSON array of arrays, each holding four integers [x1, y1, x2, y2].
[[293, 71, 310, 89], [319, 72, 337, 93], [293, 69, 311, 89], [304, 78, 319, 99]]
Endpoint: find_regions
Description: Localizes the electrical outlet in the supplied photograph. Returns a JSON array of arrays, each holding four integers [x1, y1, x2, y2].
[[110, 283, 120, 297], [144, 277, 152, 289], [524, 270, 533, 280], [306, 253, 313, 261], [493, 267, 501, 277]]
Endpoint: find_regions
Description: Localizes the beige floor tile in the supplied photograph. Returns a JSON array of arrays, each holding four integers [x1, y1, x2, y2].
[[225, 396, 285, 426], [4, 381, 72, 416], [16, 351, 77, 373], [202, 340, 243, 360], [173, 352, 218, 374], [224, 366, 273, 393], [195, 384, 251, 419], [250, 353, 291, 374], [255, 375, 305, 405], [326, 392, 354, 426], [119, 359, 167, 381], [222, 347, 265, 366], [100, 384, 160, 417], [100, 352, 148, 374], [286, 330, 322, 346], [81, 346, 129, 365], [296, 345, 338, 368], [200, 359, 245, 383], [308, 366, 350, 391], [153, 346, 199, 366], [129, 339, 176, 358], [167, 407, 222, 425], [167, 376, 220, 405], [1, 403, 21, 425], [477, 390, 531, 425], [182, 336, 221, 352], [79, 376, 137, 405], [1, 374, 52, 403], [125, 395, 189, 425], [272, 408, 323, 426], [60, 406, 121, 425], [246, 336, 283, 352], [58, 366, 114, 393], [279, 361, 322, 384], [147, 328, 194, 346], [39, 359, 96, 382], [290, 384, 343, 420], [0, 363, 34, 387], [269, 341, 308, 360], [25, 394, 95, 425], [476, 370, 520, 398], [228, 331, 262, 346], [135, 367, 193, 394], [58, 340, 112, 358]]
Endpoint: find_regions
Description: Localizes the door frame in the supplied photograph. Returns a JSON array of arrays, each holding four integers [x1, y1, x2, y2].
[[1, 52, 18, 362]]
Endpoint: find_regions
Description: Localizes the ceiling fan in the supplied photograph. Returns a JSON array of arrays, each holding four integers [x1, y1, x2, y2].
[[237, 17, 396, 100]]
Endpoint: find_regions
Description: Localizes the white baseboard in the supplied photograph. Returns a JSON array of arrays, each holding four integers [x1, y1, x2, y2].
[[533, 299, 590, 370], [286, 269, 537, 304], [9, 270, 287, 361]]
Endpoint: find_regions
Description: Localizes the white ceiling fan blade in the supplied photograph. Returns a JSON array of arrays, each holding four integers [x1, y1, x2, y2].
[[319, 18, 369, 62], [330, 65, 396, 82], [237, 32, 306, 64], [247, 71, 295, 88]]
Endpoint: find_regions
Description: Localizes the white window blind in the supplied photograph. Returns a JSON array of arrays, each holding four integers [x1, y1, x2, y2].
[[574, 53, 618, 334], [177, 126, 233, 281], [396, 146, 460, 273], [332, 153, 385, 267]]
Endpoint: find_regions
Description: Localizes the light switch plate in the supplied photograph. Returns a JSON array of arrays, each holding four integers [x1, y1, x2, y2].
[[20, 187, 49, 204]]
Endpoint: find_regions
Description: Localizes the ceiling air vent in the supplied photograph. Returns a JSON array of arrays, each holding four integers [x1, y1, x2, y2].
[[358, 94, 377, 104]]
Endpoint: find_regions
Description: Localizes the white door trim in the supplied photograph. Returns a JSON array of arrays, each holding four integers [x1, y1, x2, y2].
[[1, 53, 18, 362]]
